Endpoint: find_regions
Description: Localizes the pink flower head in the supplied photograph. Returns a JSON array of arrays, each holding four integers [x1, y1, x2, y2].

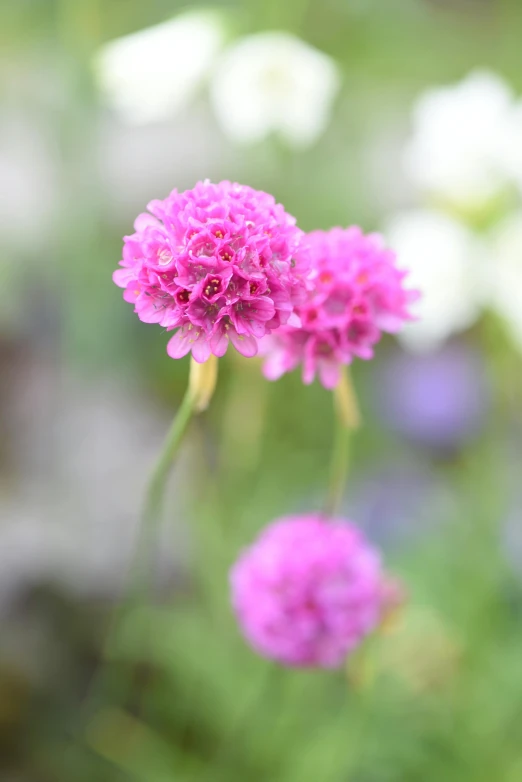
[[230, 514, 386, 668], [113, 180, 308, 362], [261, 226, 419, 388]]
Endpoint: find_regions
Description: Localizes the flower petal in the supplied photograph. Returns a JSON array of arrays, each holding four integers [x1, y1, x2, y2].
[[210, 322, 230, 357], [286, 311, 302, 328], [167, 327, 194, 358], [262, 348, 297, 380], [318, 360, 341, 390], [191, 334, 212, 363], [114, 268, 137, 288], [136, 298, 166, 323], [229, 328, 258, 357], [134, 212, 161, 232]]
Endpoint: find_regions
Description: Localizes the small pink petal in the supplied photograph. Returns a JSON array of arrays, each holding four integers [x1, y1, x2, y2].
[[136, 299, 165, 323], [318, 360, 341, 390], [191, 335, 212, 363], [286, 312, 302, 328], [229, 329, 258, 358], [302, 361, 316, 385], [134, 213, 160, 232], [167, 328, 193, 359], [114, 268, 136, 288], [210, 324, 230, 357], [123, 283, 141, 303], [263, 350, 293, 381]]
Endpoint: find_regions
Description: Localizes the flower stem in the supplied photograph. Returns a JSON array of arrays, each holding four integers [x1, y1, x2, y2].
[[324, 367, 361, 518], [82, 356, 217, 722], [132, 385, 195, 594], [133, 354, 218, 596]]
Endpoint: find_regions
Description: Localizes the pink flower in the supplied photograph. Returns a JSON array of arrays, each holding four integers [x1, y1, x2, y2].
[[113, 180, 308, 362], [261, 227, 419, 388], [230, 514, 386, 668]]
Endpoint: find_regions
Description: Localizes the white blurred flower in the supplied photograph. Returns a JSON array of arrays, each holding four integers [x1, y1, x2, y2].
[[487, 213, 522, 351], [210, 31, 340, 148], [94, 10, 225, 124], [404, 70, 515, 208], [385, 209, 486, 352], [498, 100, 522, 195]]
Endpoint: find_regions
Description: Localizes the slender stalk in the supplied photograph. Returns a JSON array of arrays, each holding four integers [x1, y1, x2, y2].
[[82, 357, 217, 722], [324, 367, 361, 517], [333, 365, 361, 431], [325, 419, 351, 518], [126, 355, 218, 606], [131, 385, 195, 598]]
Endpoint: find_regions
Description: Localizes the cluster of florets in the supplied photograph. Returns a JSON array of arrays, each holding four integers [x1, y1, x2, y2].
[[262, 227, 418, 388], [230, 514, 387, 668], [113, 180, 308, 362]]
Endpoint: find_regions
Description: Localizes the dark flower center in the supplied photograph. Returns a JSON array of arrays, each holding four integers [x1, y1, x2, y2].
[[204, 278, 221, 297]]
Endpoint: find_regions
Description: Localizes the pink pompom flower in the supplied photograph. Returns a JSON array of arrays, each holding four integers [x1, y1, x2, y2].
[[261, 226, 419, 388], [230, 514, 387, 668], [113, 180, 308, 362]]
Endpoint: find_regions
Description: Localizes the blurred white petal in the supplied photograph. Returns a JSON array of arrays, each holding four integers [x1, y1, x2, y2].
[[487, 213, 522, 351], [404, 70, 514, 207], [385, 209, 486, 352], [210, 32, 340, 148], [497, 101, 522, 194], [94, 10, 225, 124]]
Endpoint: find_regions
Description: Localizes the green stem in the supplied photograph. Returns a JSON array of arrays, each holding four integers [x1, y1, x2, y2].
[[324, 367, 360, 518], [80, 388, 195, 723], [118, 352, 217, 617], [325, 419, 352, 518], [131, 386, 195, 598], [82, 356, 219, 726]]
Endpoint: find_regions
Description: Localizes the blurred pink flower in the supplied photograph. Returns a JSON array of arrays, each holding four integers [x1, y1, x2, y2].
[[113, 180, 308, 362], [230, 514, 385, 668], [261, 227, 418, 388]]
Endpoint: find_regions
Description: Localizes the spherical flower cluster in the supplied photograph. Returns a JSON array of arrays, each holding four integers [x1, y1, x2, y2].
[[113, 180, 308, 362], [261, 227, 418, 388], [230, 514, 385, 668]]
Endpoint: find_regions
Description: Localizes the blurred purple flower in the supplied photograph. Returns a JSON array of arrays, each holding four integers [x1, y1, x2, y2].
[[373, 343, 490, 451], [231, 514, 386, 668], [346, 462, 450, 551]]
